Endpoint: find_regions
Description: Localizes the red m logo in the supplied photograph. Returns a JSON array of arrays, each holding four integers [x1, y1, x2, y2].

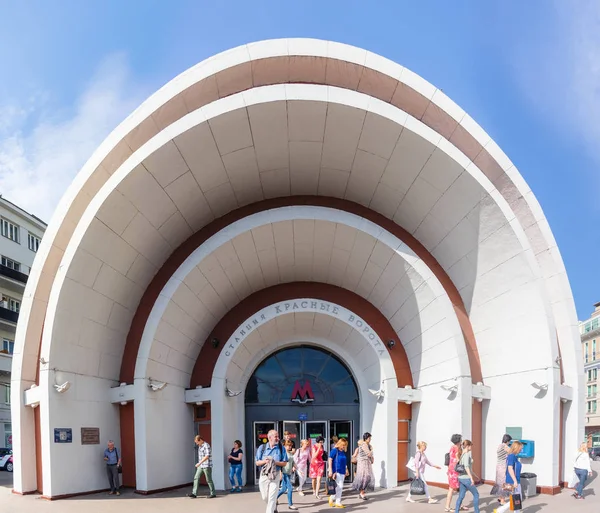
[[291, 380, 315, 404]]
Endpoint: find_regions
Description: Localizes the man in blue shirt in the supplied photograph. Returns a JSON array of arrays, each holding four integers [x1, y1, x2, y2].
[[103, 440, 122, 496], [256, 430, 288, 513]]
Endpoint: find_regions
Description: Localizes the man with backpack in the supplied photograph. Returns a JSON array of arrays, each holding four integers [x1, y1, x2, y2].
[[256, 430, 288, 513]]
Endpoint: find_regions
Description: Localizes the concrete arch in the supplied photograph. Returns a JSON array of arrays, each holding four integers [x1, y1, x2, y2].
[[11, 39, 581, 498], [209, 304, 399, 491], [134, 206, 468, 390]]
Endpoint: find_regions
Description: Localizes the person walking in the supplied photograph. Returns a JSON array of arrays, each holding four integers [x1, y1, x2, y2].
[[490, 434, 512, 506], [228, 439, 244, 492], [445, 434, 466, 512], [188, 435, 216, 499], [328, 437, 350, 508], [294, 439, 311, 495], [494, 441, 523, 513], [103, 440, 122, 496], [406, 441, 441, 504], [454, 440, 480, 513], [309, 436, 326, 499], [283, 431, 296, 454], [277, 440, 298, 510], [572, 442, 593, 500], [351, 432, 375, 500], [256, 429, 288, 513]]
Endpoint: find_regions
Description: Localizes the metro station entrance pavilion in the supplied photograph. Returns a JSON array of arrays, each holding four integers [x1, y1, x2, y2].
[[10, 39, 582, 499]]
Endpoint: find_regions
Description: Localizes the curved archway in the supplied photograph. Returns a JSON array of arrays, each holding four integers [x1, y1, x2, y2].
[[11, 39, 580, 498]]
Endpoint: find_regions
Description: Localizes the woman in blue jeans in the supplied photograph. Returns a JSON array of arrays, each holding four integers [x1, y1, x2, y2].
[[277, 440, 298, 510], [228, 440, 244, 492], [572, 442, 592, 500], [454, 440, 480, 513]]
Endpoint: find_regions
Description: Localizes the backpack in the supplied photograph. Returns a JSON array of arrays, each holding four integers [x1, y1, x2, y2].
[[259, 442, 284, 461]]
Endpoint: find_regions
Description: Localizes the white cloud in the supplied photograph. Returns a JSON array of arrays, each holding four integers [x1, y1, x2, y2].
[[0, 53, 148, 222], [511, 1, 600, 161]]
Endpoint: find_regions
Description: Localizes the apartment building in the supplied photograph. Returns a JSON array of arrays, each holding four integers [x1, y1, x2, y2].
[[581, 302, 600, 447], [0, 195, 46, 448]]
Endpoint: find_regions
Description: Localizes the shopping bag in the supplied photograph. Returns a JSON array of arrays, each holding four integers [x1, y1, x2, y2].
[[327, 477, 337, 495], [410, 477, 426, 496], [509, 492, 522, 511], [567, 472, 578, 489], [405, 456, 416, 473]]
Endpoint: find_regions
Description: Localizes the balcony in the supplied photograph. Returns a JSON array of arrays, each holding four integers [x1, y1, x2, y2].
[[0, 264, 27, 285], [0, 306, 18, 325]]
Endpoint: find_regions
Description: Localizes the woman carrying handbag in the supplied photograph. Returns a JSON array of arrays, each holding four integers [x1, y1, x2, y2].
[[351, 432, 375, 500], [494, 441, 523, 513], [328, 438, 350, 508], [454, 440, 480, 513], [406, 441, 441, 504]]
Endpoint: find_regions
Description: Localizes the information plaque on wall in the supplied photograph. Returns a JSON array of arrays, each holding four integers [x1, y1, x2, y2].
[[54, 428, 72, 443], [81, 427, 100, 445]]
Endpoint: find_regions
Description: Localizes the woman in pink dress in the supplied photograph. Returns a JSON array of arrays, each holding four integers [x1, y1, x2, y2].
[[445, 434, 467, 512], [294, 439, 312, 496], [309, 436, 326, 499]]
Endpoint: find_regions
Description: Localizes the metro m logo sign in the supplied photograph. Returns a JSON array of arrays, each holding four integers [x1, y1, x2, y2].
[[291, 380, 314, 404]]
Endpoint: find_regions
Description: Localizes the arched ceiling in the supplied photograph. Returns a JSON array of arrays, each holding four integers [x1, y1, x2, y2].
[[44, 87, 547, 389], [135, 216, 465, 389], [11, 39, 577, 404]]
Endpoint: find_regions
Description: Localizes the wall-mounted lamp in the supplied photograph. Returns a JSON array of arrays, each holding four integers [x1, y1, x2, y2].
[[440, 384, 458, 393], [531, 382, 548, 391], [225, 380, 242, 397], [387, 339, 396, 349], [53, 381, 71, 393], [211, 338, 220, 349], [148, 378, 167, 392]]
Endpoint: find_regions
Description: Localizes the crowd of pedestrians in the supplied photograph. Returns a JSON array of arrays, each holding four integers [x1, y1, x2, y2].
[[102, 430, 595, 510]]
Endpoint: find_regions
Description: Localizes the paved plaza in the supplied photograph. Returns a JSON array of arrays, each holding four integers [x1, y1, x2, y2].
[[1, 462, 598, 513]]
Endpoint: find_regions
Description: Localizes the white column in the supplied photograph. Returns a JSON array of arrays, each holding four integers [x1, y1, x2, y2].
[[11, 380, 38, 493]]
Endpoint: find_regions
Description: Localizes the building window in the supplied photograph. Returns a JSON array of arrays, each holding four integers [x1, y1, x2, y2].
[[593, 318, 600, 331], [2, 384, 9, 404], [588, 400, 598, 414], [27, 233, 41, 252], [594, 340, 597, 361], [1, 339, 14, 354], [585, 342, 589, 364], [0, 218, 20, 243], [1, 256, 21, 272], [1, 296, 20, 313]]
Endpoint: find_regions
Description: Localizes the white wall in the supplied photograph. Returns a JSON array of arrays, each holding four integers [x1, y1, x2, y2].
[[134, 380, 195, 492], [483, 368, 558, 486], [41, 370, 121, 496]]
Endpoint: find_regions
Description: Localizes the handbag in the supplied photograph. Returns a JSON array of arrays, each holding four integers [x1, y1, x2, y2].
[[406, 456, 416, 473], [410, 477, 426, 495], [327, 477, 337, 495], [455, 460, 466, 475], [509, 491, 522, 510], [115, 448, 122, 474], [444, 452, 450, 466]]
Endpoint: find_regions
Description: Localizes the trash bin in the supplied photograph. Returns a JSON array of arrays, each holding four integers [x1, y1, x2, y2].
[[520, 473, 537, 498]]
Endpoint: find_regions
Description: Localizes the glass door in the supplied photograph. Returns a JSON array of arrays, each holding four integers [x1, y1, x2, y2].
[[305, 420, 329, 454], [253, 421, 278, 485], [330, 420, 353, 481], [282, 421, 301, 450]]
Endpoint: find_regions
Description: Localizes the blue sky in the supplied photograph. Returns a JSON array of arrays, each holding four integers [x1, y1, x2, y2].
[[0, 1, 597, 319]]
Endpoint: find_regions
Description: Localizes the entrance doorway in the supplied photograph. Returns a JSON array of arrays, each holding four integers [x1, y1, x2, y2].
[[245, 346, 360, 486], [251, 420, 355, 485]]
